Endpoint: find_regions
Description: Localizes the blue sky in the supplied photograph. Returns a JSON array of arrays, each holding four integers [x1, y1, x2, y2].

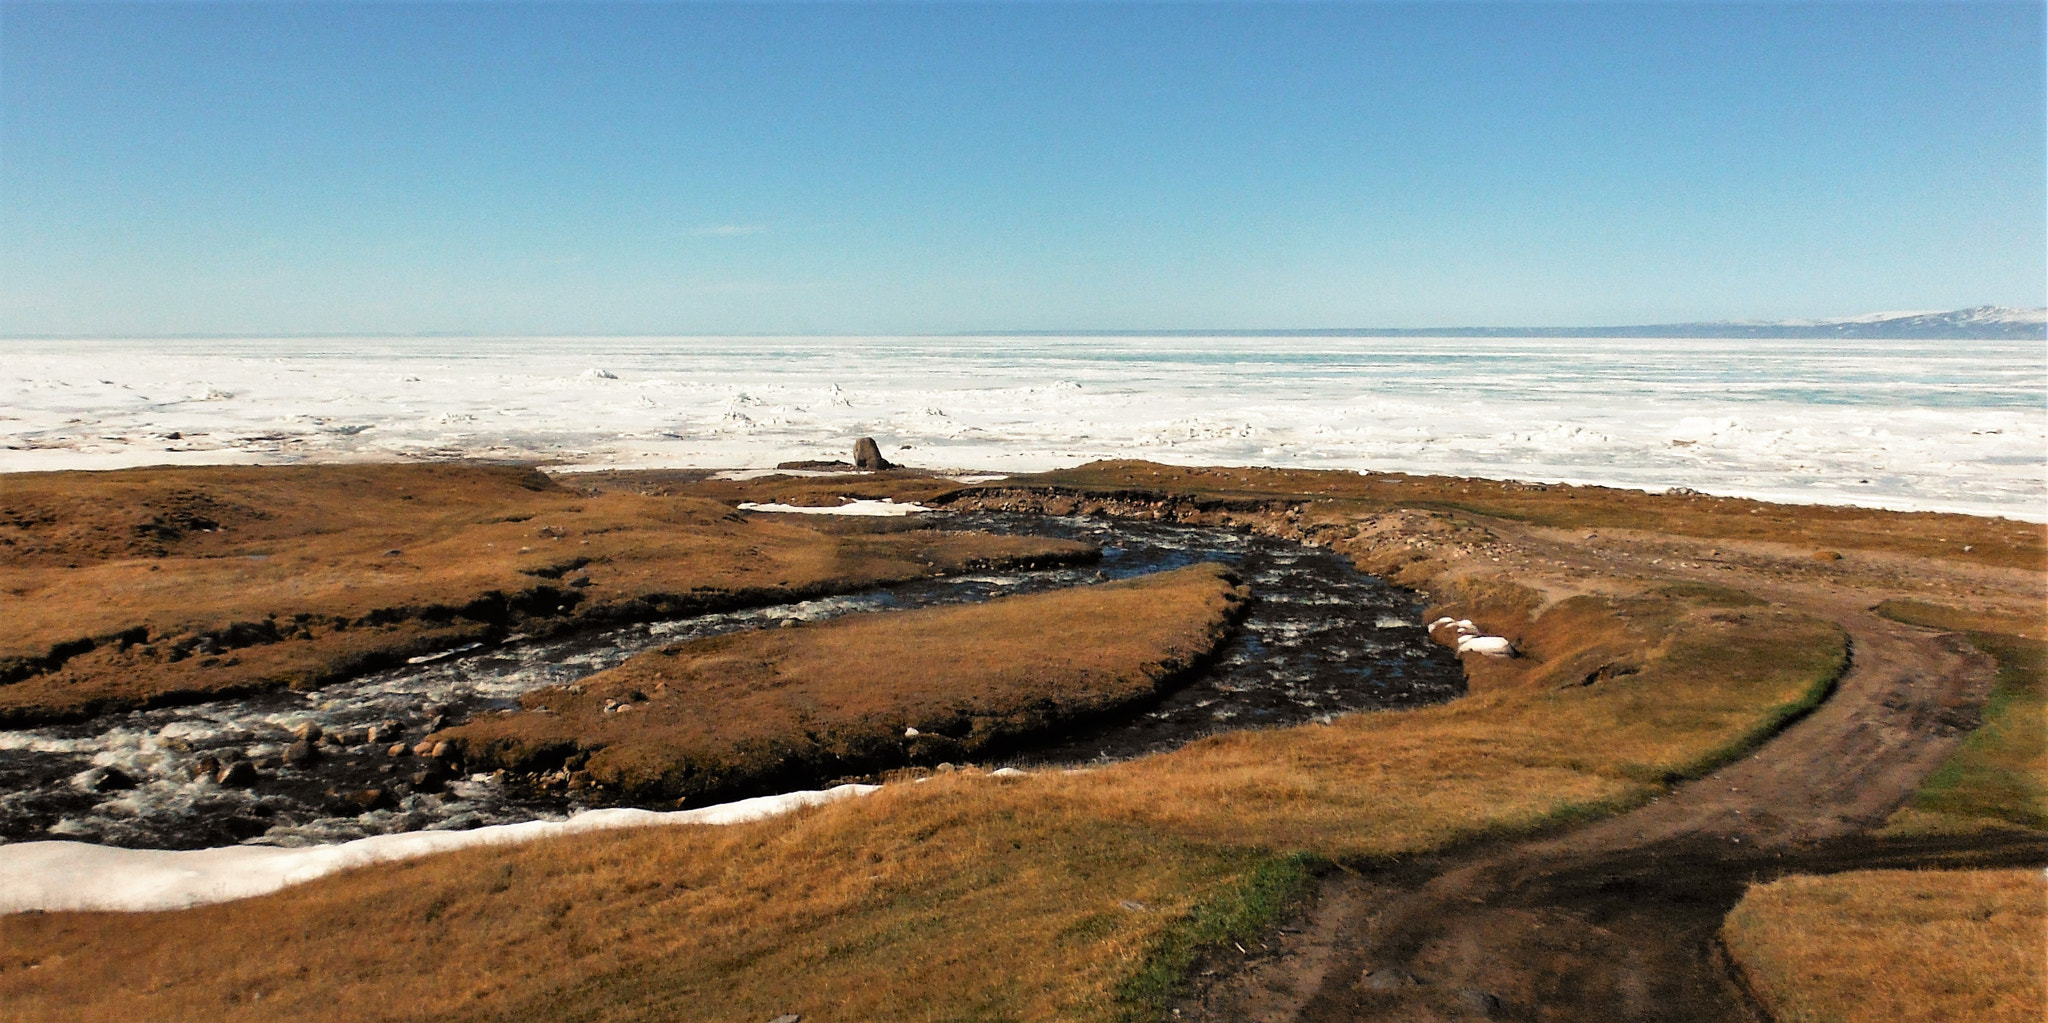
[[2, 2, 2042, 335]]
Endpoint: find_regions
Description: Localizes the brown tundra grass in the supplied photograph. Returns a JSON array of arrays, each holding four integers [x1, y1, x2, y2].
[[1723, 868, 2047, 1023], [0, 464, 1086, 721], [441, 563, 1248, 803]]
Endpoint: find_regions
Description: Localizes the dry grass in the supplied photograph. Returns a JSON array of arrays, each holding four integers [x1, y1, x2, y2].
[[441, 563, 1248, 802], [0, 565, 1848, 1022], [1723, 868, 2048, 1023], [0, 465, 1088, 721]]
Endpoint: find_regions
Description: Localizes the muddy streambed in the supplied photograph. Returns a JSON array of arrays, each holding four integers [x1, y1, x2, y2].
[[0, 513, 1464, 850]]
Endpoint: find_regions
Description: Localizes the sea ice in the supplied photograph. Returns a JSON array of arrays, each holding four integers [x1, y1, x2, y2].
[[2, 334, 2040, 519]]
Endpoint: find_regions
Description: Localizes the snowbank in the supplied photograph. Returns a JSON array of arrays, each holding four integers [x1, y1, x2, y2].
[[0, 783, 877, 914], [737, 499, 930, 516]]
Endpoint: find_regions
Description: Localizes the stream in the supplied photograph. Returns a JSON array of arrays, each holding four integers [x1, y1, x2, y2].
[[0, 513, 1465, 850]]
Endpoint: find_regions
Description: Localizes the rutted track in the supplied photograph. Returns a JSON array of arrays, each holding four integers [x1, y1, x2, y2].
[[1181, 515, 2047, 1023]]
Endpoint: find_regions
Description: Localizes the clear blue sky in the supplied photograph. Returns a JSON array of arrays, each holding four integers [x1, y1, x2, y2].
[[3, 1, 2042, 335]]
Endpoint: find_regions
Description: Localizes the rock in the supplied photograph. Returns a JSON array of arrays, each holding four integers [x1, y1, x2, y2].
[[190, 755, 221, 780], [1813, 549, 1843, 561], [410, 768, 447, 793], [429, 741, 453, 761], [389, 742, 411, 757], [852, 436, 895, 471], [1361, 967, 1422, 990], [366, 721, 402, 744], [767, 1015, 802, 1023], [331, 787, 397, 812], [1457, 988, 1503, 1015], [216, 760, 260, 787], [413, 739, 438, 756], [291, 721, 323, 743], [283, 740, 321, 766], [76, 766, 139, 792]]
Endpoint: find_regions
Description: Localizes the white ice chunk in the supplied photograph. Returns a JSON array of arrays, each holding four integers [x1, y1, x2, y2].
[[1455, 635, 1516, 657]]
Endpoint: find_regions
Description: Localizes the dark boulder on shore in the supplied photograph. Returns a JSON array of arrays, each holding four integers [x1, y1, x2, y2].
[[852, 437, 896, 471]]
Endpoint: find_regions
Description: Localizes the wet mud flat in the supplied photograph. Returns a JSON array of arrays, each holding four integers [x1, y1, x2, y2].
[[0, 513, 1463, 850]]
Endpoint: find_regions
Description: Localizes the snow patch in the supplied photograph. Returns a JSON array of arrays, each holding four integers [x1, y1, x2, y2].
[[737, 499, 930, 516], [0, 784, 877, 914]]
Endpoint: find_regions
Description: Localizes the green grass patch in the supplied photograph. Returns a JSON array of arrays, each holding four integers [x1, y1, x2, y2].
[[1113, 852, 1325, 1021], [1886, 632, 2047, 835]]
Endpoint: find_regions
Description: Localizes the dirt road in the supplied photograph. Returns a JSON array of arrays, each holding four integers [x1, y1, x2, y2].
[[1187, 519, 2048, 1023]]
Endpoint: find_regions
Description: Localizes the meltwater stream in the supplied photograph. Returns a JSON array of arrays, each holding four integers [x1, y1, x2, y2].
[[0, 513, 1464, 850]]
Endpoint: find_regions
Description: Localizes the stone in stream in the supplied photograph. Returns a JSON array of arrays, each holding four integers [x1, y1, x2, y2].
[[329, 787, 397, 813], [852, 436, 895, 471], [283, 740, 321, 766], [75, 766, 138, 792], [216, 760, 260, 787], [291, 721, 323, 743]]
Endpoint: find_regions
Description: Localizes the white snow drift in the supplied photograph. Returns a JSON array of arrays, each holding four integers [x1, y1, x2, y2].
[[0, 784, 877, 915]]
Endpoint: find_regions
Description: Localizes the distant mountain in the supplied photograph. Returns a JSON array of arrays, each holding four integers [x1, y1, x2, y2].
[[1016, 306, 2048, 340]]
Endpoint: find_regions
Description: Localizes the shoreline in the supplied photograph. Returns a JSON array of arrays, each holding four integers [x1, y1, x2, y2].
[[3, 451, 2042, 524]]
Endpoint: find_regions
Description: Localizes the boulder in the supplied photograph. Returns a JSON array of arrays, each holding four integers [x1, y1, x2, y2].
[[283, 740, 321, 766], [216, 760, 260, 787], [852, 437, 895, 471]]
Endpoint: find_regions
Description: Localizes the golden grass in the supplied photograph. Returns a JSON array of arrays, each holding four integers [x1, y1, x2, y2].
[[0, 574, 1848, 1021], [1723, 868, 2048, 1023], [0, 465, 1087, 720], [442, 563, 1248, 802]]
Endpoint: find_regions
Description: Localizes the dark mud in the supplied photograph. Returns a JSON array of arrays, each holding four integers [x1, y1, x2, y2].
[[0, 512, 1464, 850]]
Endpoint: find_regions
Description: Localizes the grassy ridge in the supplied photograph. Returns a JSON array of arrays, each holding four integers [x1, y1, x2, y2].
[[1010, 461, 2046, 570], [440, 563, 1249, 803]]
